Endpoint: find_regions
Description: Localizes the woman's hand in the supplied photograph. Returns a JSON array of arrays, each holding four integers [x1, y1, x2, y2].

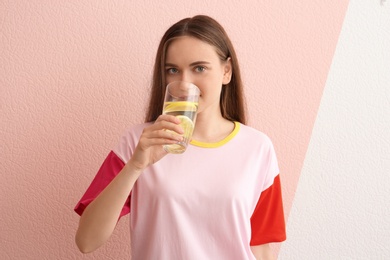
[[128, 114, 184, 171]]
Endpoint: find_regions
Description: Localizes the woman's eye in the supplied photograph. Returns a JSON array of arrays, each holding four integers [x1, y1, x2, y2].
[[195, 66, 206, 72], [166, 68, 178, 74]]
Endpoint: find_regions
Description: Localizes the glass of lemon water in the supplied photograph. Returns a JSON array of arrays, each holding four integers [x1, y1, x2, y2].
[[162, 81, 200, 154]]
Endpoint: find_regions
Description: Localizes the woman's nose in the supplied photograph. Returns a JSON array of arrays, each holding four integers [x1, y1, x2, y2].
[[179, 71, 192, 83]]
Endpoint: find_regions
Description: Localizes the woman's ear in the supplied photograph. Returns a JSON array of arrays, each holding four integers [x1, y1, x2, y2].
[[222, 57, 232, 85]]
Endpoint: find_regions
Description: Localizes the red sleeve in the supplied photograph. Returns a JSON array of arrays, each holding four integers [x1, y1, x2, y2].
[[74, 151, 130, 218], [250, 174, 286, 245]]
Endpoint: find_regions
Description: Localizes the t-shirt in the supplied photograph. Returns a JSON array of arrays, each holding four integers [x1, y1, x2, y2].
[[74, 122, 286, 259]]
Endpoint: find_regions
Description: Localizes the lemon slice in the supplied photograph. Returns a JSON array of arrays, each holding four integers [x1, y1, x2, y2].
[[176, 115, 194, 138], [163, 115, 195, 154], [164, 101, 198, 113]]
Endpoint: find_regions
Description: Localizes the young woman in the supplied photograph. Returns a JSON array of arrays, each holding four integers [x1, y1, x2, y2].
[[75, 15, 286, 260]]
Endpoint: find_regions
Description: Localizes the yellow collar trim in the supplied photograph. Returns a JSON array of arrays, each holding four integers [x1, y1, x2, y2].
[[190, 122, 240, 148]]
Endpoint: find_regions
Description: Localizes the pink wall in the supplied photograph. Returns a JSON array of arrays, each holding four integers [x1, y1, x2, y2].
[[1, 0, 348, 259]]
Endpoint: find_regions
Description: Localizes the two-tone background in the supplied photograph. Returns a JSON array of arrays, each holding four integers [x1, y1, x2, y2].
[[1, 0, 389, 259]]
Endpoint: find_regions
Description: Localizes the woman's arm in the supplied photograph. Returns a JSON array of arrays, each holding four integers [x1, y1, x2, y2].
[[75, 115, 183, 253], [251, 244, 275, 260], [75, 162, 141, 253]]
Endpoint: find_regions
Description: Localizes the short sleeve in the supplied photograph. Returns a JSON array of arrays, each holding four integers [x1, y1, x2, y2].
[[250, 174, 286, 245], [74, 151, 130, 218]]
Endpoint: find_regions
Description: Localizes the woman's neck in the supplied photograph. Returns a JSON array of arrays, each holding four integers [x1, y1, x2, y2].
[[192, 112, 235, 143]]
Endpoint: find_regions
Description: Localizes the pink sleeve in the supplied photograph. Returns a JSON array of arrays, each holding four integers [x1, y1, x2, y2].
[[74, 151, 130, 218]]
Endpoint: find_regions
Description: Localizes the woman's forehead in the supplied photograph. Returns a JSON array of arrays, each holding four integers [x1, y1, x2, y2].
[[165, 36, 220, 64]]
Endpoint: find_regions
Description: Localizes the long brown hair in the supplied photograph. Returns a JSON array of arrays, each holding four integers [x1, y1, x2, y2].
[[145, 15, 246, 124]]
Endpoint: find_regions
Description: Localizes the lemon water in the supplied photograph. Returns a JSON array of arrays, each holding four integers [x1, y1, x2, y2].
[[163, 101, 198, 154]]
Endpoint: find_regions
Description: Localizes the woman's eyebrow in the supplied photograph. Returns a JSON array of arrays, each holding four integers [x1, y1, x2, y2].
[[165, 62, 177, 67], [190, 61, 211, 66], [165, 61, 211, 67]]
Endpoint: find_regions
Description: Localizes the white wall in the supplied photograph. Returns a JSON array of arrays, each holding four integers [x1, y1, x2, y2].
[[279, 0, 390, 259]]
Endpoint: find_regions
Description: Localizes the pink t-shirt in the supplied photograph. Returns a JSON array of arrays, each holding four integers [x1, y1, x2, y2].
[[75, 122, 286, 259]]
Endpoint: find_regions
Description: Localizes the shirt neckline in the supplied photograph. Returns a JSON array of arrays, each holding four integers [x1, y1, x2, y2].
[[190, 121, 240, 148]]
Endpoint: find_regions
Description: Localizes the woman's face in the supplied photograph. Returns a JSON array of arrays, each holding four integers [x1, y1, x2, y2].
[[164, 36, 232, 115]]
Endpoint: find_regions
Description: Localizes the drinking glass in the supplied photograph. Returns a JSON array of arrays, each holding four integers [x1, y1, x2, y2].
[[162, 81, 200, 154]]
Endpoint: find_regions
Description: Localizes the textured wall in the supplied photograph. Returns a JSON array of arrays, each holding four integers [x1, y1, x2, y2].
[[279, 1, 390, 259], [1, 0, 348, 259]]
